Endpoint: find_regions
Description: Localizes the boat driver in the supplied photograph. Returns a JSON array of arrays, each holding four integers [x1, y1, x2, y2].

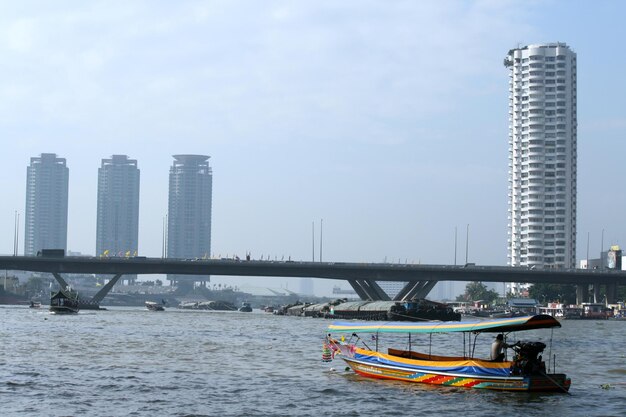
[[490, 334, 509, 362]]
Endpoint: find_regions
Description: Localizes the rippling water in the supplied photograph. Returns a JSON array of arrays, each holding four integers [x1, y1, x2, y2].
[[1, 306, 624, 416]]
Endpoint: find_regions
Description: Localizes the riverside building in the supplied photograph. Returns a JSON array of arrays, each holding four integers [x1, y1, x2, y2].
[[95, 155, 140, 283], [24, 153, 69, 256], [504, 43, 577, 294], [167, 155, 213, 286]]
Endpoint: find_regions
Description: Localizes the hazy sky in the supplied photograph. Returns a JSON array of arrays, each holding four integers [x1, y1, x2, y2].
[[1, 1, 625, 296]]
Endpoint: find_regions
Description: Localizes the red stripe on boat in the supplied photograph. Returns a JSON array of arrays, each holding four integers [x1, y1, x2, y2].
[[422, 375, 454, 385], [462, 380, 482, 388]]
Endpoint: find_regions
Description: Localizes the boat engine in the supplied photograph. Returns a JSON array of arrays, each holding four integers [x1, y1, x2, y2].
[[510, 341, 547, 376]]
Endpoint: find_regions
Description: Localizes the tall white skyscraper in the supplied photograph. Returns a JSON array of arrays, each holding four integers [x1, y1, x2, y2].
[[505, 43, 577, 274], [24, 153, 69, 256], [96, 155, 140, 258], [167, 155, 213, 285]]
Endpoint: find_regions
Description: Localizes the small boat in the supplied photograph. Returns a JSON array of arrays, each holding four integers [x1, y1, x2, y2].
[[50, 289, 80, 314], [145, 300, 165, 311], [238, 302, 252, 312], [326, 315, 571, 392], [29, 300, 42, 308]]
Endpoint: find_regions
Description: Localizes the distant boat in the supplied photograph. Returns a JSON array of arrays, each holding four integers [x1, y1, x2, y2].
[[145, 300, 165, 311], [50, 289, 79, 314], [29, 300, 42, 309], [238, 302, 252, 312], [178, 300, 237, 311], [199, 300, 237, 311]]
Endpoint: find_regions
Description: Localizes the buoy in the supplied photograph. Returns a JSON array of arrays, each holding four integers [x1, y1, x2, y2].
[[322, 343, 332, 362]]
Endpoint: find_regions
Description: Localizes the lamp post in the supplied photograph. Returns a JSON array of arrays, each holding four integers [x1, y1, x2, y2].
[[465, 224, 469, 264], [454, 226, 457, 266], [311, 221, 315, 262], [320, 219, 323, 262], [586, 232, 590, 269]]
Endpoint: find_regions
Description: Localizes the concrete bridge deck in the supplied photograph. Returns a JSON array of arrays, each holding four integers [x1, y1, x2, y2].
[[1, 255, 624, 303]]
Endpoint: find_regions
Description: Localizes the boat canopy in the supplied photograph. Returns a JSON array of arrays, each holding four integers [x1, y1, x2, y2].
[[327, 314, 560, 334]]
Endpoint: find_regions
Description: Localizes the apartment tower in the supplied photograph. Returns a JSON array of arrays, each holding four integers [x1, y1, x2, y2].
[[167, 155, 212, 285], [95, 155, 140, 259], [505, 43, 577, 280], [24, 153, 69, 256]]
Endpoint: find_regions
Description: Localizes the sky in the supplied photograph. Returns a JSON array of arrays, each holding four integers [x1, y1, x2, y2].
[[1, 0, 625, 297]]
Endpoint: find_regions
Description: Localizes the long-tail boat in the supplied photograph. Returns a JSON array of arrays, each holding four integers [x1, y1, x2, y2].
[[50, 288, 80, 314], [326, 314, 571, 392]]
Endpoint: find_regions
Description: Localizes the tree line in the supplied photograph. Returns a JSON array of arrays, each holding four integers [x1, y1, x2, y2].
[[456, 281, 626, 305]]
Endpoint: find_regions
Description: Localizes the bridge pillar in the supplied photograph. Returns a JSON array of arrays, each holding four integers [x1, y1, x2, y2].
[[593, 283, 601, 303], [415, 281, 438, 299], [347, 280, 371, 300], [360, 280, 390, 301], [576, 284, 586, 305], [51, 272, 122, 309], [394, 281, 421, 301], [346, 279, 390, 301], [91, 274, 123, 303], [394, 280, 437, 301], [52, 273, 71, 290], [606, 283, 617, 304]]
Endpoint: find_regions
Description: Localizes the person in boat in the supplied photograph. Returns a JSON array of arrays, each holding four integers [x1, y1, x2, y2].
[[490, 334, 510, 362]]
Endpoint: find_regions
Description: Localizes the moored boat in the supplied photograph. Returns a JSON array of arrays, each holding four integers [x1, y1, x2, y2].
[[326, 299, 460, 321], [326, 315, 571, 393], [145, 300, 165, 311], [238, 302, 252, 312]]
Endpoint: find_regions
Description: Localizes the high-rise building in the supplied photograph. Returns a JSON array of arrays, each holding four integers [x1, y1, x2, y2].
[[505, 43, 577, 277], [167, 155, 212, 284], [96, 155, 140, 258], [24, 153, 69, 256]]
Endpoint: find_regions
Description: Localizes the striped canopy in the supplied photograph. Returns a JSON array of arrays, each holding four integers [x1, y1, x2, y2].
[[327, 314, 561, 334]]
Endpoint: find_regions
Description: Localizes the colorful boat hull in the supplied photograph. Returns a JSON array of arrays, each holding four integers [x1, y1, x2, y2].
[[336, 345, 570, 392]]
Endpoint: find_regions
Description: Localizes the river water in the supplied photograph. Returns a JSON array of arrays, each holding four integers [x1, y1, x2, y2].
[[1, 305, 624, 416]]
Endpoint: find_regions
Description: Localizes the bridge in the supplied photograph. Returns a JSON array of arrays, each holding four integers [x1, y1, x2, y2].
[[2, 255, 625, 305]]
